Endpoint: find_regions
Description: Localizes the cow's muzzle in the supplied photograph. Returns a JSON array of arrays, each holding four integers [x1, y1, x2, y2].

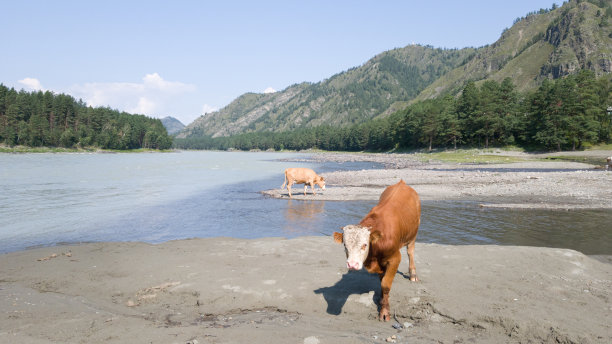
[[346, 260, 362, 270]]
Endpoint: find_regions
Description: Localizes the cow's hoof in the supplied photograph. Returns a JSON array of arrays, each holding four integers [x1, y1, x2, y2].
[[379, 310, 390, 322], [409, 269, 418, 282]]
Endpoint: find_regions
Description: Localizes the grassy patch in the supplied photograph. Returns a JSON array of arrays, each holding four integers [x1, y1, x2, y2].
[[0, 146, 86, 153], [414, 149, 528, 164], [544, 155, 606, 166], [587, 143, 612, 150]]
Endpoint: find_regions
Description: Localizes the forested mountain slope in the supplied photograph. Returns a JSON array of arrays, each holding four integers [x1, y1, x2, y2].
[[178, 46, 475, 138], [178, 0, 612, 140], [0, 85, 172, 150], [416, 0, 612, 100]]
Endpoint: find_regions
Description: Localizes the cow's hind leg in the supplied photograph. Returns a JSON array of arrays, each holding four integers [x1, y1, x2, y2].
[[406, 240, 418, 282], [281, 174, 287, 190]]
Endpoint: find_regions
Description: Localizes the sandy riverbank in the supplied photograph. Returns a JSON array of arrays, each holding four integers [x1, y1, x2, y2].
[[1, 237, 611, 344], [265, 151, 612, 209]]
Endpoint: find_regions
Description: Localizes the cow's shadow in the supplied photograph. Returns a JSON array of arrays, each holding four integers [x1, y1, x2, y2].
[[313, 270, 382, 315]]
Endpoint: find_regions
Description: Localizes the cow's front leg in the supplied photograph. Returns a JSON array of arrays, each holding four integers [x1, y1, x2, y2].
[[378, 253, 401, 321]]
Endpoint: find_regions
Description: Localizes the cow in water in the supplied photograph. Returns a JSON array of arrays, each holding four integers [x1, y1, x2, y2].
[[334, 180, 421, 321], [281, 168, 326, 198]]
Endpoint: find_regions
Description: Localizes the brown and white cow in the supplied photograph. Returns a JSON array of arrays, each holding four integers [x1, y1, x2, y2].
[[281, 168, 326, 198], [606, 157, 611, 171], [333, 180, 420, 321]]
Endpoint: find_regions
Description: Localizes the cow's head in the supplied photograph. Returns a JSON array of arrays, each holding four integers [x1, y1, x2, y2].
[[315, 176, 326, 190], [333, 225, 381, 270]]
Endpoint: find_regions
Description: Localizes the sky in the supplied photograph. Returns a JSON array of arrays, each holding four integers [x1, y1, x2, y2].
[[1, 1, 560, 125]]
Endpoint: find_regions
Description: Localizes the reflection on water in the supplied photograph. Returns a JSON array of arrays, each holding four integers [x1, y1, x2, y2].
[[283, 200, 326, 235]]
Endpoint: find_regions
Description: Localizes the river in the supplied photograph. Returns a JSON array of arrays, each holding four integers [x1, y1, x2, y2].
[[1, 151, 610, 255]]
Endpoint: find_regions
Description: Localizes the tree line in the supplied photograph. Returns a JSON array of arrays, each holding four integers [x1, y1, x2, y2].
[[174, 70, 612, 152], [0, 84, 172, 150]]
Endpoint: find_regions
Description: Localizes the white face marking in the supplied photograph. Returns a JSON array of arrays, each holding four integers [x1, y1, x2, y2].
[[341, 225, 370, 270]]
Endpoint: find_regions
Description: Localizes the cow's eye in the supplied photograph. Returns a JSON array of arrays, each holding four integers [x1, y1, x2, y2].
[[361, 244, 367, 251]]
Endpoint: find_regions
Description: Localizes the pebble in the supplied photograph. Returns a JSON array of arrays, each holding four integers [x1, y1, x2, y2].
[[303, 336, 319, 344]]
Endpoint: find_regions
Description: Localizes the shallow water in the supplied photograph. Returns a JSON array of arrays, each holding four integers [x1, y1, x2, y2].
[[1, 151, 610, 255], [420, 201, 612, 255]]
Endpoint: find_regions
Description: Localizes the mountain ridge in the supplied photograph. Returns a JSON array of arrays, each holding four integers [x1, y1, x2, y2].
[[178, 0, 612, 139], [178, 45, 474, 138], [417, 0, 612, 100], [160, 116, 185, 136]]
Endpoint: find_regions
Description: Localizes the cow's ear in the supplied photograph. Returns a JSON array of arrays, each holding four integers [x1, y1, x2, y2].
[[333, 232, 343, 244], [370, 231, 382, 244]]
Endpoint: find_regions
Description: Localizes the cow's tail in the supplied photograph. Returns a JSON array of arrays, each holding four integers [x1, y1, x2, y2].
[[281, 169, 287, 189]]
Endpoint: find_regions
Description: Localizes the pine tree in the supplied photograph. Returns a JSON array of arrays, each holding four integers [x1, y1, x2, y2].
[[457, 81, 480, 145]]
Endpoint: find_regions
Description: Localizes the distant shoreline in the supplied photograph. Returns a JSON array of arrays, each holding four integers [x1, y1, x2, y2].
[[4, 147, 611, 208], [0, 145, 176, 154], [265, 150, 612, 210]]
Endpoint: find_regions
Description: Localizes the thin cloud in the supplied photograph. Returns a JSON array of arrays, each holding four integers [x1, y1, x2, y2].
[[18, 77, 45, 91], [69, 73, 196, 116], [202, 104, 217, 115], [16, 74, 202, 124], [132, 97, 157, 115], [142, 73, 195, 93]]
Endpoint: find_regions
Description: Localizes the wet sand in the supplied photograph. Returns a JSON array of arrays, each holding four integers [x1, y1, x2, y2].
[[2, 151, 612, 343], [1, 238, 611, 343]]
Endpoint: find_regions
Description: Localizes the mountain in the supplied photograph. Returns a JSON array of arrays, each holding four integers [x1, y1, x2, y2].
[[178, 0, 612, 139], [161, 116, 185, 135], [416, 0, 612, 100], [177, 46, 475, 138]]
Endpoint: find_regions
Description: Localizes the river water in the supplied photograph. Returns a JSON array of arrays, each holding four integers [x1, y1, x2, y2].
[[1, 151, 611, 255]]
